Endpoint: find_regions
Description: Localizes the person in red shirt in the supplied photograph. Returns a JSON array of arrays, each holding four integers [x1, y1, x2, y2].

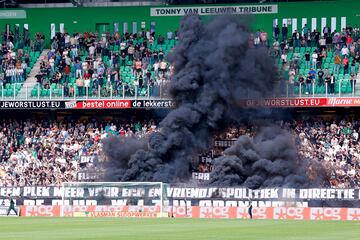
[[346, 35, 353, 49], [119, 127, 126, 136], [64, 64, 70, 83]]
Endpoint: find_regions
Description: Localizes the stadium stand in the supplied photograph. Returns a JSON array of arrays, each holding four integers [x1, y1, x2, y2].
[[0, 115, 359, 188], [29, 30, 175, 99], [269, 24, 360, 96], [0, 30, 42, 98], [1, 22, 359, 100]]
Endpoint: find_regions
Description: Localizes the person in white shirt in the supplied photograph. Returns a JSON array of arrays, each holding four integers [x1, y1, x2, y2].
[[341, 46, 349, 57], [89, 45, 95, 56], [49, 57, 55, 74], [71, 45, 78, 60], [21, 61, 27, 79], [281, 53, 287, 64], [84, 77, 90, 95], [319, 37, 326, 50], [153, 62, 159, 76], [82, 61, 88, 72], [64, 34, 70, 47], [16, 67, 24, 82], [312, 51, 318, 69]]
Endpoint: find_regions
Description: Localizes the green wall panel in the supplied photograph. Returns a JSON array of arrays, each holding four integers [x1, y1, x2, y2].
[[0, 0, 358, 45]]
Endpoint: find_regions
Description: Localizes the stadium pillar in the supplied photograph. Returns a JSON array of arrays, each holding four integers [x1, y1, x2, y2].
[[286, 82, 289, 98], [352, 81, 355, 97]]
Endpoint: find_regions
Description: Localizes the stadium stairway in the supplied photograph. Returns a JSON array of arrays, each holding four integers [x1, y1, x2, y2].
[[17, 49, 49, 99]]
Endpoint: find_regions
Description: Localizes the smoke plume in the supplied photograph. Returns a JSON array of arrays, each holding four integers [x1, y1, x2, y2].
[[102, 14, 303, 185], [209, 126, 311, 188]]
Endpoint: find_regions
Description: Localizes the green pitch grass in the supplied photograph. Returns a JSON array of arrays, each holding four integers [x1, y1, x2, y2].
[[0, 218, 359, 240]]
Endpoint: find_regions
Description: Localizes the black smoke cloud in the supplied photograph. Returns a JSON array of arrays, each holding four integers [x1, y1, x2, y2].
[[209, 126, 310, 188], [102, 14, 302, 185]]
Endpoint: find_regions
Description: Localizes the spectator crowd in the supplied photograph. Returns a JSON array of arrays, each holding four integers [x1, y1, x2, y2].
[[269, 24, 360, 95], [0, 117, 158, 187], [0, 30, 34, 87], [35, 29, 175, 98]]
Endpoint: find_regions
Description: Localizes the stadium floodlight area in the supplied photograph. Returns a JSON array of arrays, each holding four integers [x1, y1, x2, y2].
[[61, 182, 170, 217]]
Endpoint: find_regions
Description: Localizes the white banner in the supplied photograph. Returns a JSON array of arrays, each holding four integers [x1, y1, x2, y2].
[[0, 10, 26, 19], [150, 5, 278, 17], [192, 172, 210, 181]]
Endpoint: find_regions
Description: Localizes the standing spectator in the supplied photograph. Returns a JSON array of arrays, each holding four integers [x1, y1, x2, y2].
[[350, 59, 356, 75], [350, 74, 356, 94], [21, 60, 27, 80], [319, 37, 326, 51], [329, 74, 336, 94], [274, 25, 280, 40], [84, 73, 90, 96], [323, 25, 330, 37], [166, 30, 173, 40], [346, 35, 353, 49], [76, 76, 84, 97], [75, 59, 82, 78], [282, 24, 288, 41], [63, 65, 70, 83], [325, 73, 331, 91], [302, 24, 308, 38], [354, 52, 360, 63], [341, 45, 349, 57], [281, 52, 287, 65], [272, 39, 280, 57], [288, 68, 295, 95], [260, 30, 268, 46], [333, 54, 341, 74], [305, 73, 313, 95], [312, 50, 318, 69], [127, 44, 134, 62], [292, 30, 300, 47], [326, 34, 333, 51]]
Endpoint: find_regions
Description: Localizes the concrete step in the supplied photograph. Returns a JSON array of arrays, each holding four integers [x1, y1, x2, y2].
[[17, 49, 49, 99]]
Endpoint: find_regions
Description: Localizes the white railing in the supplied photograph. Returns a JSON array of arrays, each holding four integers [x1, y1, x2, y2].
[[281, 80, 357, 98], [0, 82, 170, 101], [0, 80, 358, 101]]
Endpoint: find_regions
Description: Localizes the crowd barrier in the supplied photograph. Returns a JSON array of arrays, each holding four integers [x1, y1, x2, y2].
[[20, 206, 360, 220]]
